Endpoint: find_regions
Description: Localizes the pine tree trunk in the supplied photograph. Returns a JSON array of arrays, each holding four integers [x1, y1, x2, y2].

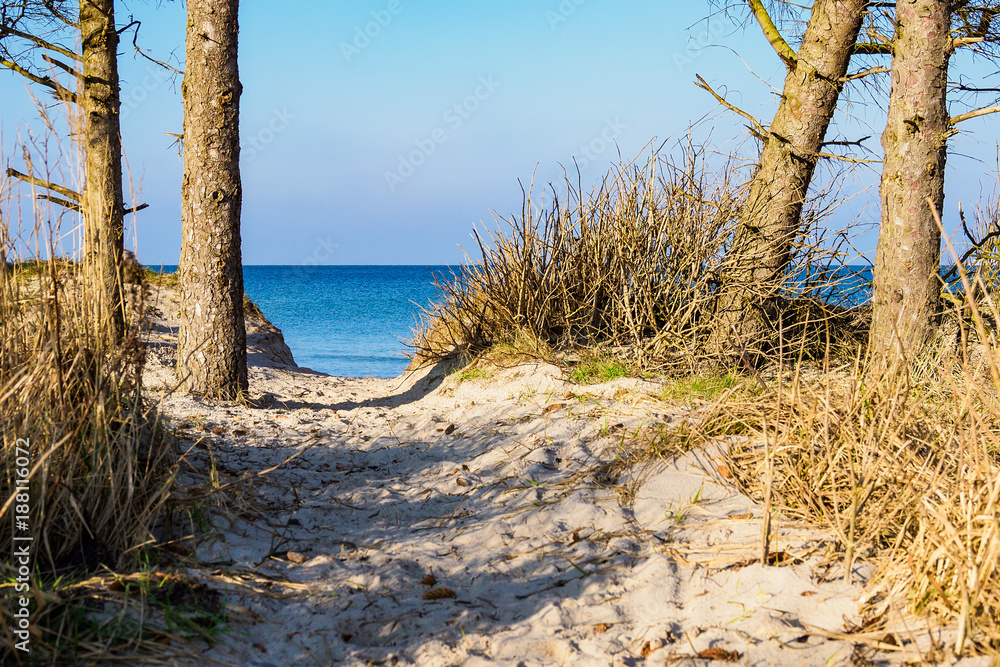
[[868, 0, 951, 367], [708, 0, 866, 360], [176, 0, 247, 398], [79, 0, 125, 342]]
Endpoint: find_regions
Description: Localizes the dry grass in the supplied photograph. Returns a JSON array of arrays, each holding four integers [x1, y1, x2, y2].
[[0, 155, 179, 660], [413, 141, 866, 375], [648, 307, 1000, 657]]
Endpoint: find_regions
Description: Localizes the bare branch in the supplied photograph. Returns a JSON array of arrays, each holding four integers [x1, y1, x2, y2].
[[955, 83, 1000, 94], [41, 53, 81, 81], [123, 17, 184, 75], [853, 42, 894, 55], [0, 23, 79, 61], [949, 105, 1000, 125], [9, 170, 147, 214], [694, 74, 769, 138], [821, 135, 872, 148], [842, 65, 890, 82], [6, 168, 81, 202], [42, 0, 79, 29], [954, 36, 985, 48], [815, 152, 882, 164], [746, 0, 797, 68], [0, 56, 76, 103], [37, 193, 81, 212], [942, 202, 1000, 284]]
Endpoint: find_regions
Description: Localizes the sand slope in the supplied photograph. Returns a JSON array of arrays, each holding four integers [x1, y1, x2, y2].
[[141, 287, 985, 666]]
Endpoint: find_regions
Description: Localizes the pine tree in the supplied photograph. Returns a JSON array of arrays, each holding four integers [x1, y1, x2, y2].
[[868, 0, 952, 366], [80, 0, 126, 341], [705, 0, 868, 361], [176, 0, 248, 398]]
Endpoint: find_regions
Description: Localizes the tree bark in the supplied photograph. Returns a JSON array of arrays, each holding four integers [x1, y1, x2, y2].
[[79, 0, 125, 342], [176, 0, 247, 398], [868, 0, 951, 368], [708, 0, 867, 360]]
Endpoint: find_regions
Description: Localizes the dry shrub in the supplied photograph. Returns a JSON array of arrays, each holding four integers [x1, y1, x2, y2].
[[413, 141, 865, 373], [0, 167, 175, 659], [687, 327, 1000, 655]]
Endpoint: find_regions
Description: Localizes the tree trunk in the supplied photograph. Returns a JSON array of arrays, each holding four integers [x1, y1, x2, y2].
[[868, 0, 951, 368], [79, 0, 125, 342], [708, 0, 867, 360], [176, 0, 247, 398]]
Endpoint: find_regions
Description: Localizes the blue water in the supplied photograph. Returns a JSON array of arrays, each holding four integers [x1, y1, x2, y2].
[[157, 265, 447, 378], [243, 266, 446, 378]]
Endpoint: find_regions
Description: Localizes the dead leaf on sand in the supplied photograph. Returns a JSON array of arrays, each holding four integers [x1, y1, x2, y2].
[[422, 587, 456, 601], [640, 641, 653, 658], [717, 465, 733, 479], [697, 647, 740, 662], [445, 424, 456, 435], [286, 551, 308, 564], [544, 403, 566, 413], [420, 574, 437, 586], [594, 623, 610, 634]]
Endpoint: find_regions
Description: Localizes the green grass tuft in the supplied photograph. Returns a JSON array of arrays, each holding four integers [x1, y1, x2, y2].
[[455, 366, 488, 382], [660, 374, 738, 402], [570, 356, 632, 384]]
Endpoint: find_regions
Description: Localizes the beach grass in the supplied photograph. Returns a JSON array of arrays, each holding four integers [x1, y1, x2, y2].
[[413, 142, 861, 374], [0, 164, 183, 661]]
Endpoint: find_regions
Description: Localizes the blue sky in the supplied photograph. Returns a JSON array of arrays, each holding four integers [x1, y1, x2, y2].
[[1, 1, 998, 265]]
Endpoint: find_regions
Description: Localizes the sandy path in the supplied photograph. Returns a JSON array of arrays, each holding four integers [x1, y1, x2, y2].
[[140, 288, 982, 666]]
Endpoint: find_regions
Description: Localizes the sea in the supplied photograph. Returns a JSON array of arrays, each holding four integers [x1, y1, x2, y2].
[[159, 265, 449, 378], [243, 266, 447, 378]]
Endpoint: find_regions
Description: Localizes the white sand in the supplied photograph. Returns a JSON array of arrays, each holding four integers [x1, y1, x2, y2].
[[141, 287, 987, 666]]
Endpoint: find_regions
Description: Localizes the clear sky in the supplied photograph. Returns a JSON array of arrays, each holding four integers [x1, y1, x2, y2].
[[1, 1, 998, 265]]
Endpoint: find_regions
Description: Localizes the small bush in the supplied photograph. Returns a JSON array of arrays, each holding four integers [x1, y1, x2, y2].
[[413, 141, 862, 373]]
